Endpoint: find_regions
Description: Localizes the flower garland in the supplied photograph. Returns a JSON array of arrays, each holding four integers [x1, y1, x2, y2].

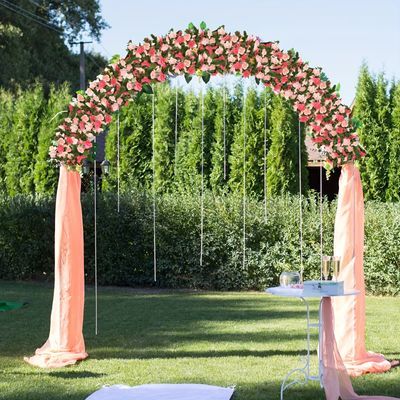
[[50, 23, 365, 170]]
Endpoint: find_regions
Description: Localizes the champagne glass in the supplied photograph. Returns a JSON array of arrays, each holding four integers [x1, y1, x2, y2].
[[322, 256, 331, 281], [332, 256, 341, 281]]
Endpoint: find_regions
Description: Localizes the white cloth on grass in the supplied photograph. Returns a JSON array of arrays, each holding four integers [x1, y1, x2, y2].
[[85, 384, 235, 400]]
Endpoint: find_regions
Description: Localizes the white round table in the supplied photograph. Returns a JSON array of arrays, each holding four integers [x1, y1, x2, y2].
[[265, 286, 359, 400]]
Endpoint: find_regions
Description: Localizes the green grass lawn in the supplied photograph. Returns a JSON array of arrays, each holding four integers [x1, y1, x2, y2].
[[0, 281, 399, 400]]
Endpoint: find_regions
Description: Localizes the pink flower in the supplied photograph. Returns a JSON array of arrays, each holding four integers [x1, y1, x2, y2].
[[77, 145, 85, 154], [77, 155, 86, 164], [134, 82, 142, 91], [84, 140, 93, 149]]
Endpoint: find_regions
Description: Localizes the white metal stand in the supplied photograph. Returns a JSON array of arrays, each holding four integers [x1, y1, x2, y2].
[[266, 287, 359, 400]]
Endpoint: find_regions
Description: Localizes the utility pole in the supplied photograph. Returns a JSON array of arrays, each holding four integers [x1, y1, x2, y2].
[[71, 41, 92, 90]]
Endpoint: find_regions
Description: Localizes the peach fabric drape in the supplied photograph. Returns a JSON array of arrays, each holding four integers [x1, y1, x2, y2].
[[332, 164, 391, 377], [24, 165, 88, 368], [322, 297, 398, 400]]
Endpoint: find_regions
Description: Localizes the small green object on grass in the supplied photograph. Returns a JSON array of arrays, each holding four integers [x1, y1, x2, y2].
[[0, 301, 26, 312]]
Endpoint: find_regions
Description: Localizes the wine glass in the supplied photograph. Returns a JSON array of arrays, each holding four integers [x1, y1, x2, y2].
[[322, 256, 331, 281], [331, 256, 341, 281]]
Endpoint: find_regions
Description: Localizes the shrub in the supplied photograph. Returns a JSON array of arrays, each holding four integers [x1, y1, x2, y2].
[[0, 190, 398, 295]]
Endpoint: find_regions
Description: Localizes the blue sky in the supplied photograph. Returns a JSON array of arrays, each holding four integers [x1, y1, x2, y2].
[[90, 0, 400, 104]]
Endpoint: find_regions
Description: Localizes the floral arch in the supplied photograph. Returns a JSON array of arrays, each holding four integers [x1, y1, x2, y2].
[[50, 24, 365, 170], [26, 24, 379, 373]]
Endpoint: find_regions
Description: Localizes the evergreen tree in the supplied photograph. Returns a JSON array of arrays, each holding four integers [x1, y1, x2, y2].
[[266, 96, 308, 196], [104, 93, 153, 191], [229, 88, 265, 197], [5, 84, 44, 195], [0, 88, 14, 194], [34, 83, 70, 195], [367, 73, 391, 201], [386, 83, 400, 201], [352, 63, 377, 199], [175, 90, 201, 191], [153, 84, 175, 193], [210, 86, 230, 192], [389, 78, 397, 113]]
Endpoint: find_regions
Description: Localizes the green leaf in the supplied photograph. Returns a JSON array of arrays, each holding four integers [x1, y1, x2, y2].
[[202, 71, 211, 84], [109, 54, 121, 64], [320, 72, 329, 82], [200, 21, 207, 30], [184, 73, 193, 84], [76, 90, 84, 96], [142, 84, 153, 94], [188, 22, 195, 30], [336, 83, 341, 93], [255, 77, 260, 85]]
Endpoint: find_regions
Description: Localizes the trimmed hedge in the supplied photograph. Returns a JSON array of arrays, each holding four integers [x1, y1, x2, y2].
[[0, 191, 398, 295]]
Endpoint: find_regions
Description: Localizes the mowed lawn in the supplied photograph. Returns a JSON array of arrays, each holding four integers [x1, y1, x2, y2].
[[0, 281, 399, 400]]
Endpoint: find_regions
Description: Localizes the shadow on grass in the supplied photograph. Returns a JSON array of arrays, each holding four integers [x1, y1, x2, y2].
[[1, 374, 399, 400], [3, 370, 105, 379], [89, 347, 318, 360]]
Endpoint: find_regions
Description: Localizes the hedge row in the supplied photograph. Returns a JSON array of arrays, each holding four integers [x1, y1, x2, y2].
[[0, 191, 398, 295]]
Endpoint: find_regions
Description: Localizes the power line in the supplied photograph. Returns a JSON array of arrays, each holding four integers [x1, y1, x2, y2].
[[25, 0, 50, 13], [0, 0, 63, 34], [2, 0, 52, 25], [87, 53, 105, 71]]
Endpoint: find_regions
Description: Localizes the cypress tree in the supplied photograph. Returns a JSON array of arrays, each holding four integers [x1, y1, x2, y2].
[[266, 96, 308, 196], [367, 73, 391, 201], [0, 88, 14, 194], [153, 83, 175, 193], [210, 86, 230, 193], [229, 87, 264, 197], [119, 93, 153, 190], [5, 84, 44, 195], [352, 63, 377, 199], [34, 83, 70, 195], [386, 82, 400, 201], [175, 90, 201, 191]]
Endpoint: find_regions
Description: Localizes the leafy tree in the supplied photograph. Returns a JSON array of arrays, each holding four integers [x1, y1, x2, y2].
[[34, 83, 70, 195], [4, 84, 44, 195], [266, 96, 308, 196], [386, 83, 400, 201], [0, 0, 108, 90]]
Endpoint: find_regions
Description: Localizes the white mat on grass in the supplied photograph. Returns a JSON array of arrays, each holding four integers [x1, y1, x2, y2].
[[85, 384, 235, 400]]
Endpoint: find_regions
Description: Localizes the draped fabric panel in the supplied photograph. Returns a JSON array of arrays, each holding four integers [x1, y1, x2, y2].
[[332, 163, 390, 377], [322, 298, 398, 400], [25, 166, 88, 368]]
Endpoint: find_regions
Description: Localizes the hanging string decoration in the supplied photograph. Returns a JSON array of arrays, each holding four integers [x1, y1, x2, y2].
[[298, 120, 304, 282], [93, 138, 98, 335], [174, 85, 178, 177], [200, 83, 205, 266], [320, 158, 324, 281], [117, 111, 120, 213], [152, 87, 157, 282], [263, 90, 268, 222], [223, 83, 227, 181], [242, 90, 247, 270]]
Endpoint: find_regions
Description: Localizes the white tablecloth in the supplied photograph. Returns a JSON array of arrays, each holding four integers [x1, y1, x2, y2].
[[85, 384, 235, 400]]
